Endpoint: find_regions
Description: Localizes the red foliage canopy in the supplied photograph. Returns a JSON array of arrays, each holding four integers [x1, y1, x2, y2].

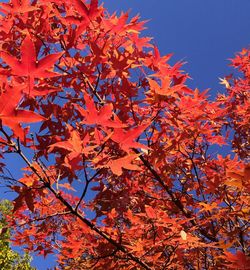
[[0, 0, 249, 269]]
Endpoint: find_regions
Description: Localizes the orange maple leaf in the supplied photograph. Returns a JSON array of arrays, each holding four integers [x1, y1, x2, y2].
[[107, 154, 141, 176]]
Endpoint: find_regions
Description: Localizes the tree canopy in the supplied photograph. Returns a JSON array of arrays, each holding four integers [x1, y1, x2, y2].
[[0, 0, 249, 269]]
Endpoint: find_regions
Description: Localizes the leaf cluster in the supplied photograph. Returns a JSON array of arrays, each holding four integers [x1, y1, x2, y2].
[[0, 0, 249, 269]]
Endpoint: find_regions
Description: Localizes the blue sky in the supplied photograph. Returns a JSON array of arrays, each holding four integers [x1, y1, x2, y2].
[[1, 0, 250, 269], [105, 0, 250, 97]]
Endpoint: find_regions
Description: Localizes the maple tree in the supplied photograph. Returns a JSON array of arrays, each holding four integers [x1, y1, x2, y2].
[[0, 0, 249, 269]]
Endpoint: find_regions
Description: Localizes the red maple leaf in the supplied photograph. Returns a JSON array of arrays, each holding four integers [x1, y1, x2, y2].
[[110, 124, 150, 152], [75, 94, 125, 128], [0, 83, 45, 138], [72, 0, 99, 20], [0, 0, 39, 15], [0, 34, 63, 96]]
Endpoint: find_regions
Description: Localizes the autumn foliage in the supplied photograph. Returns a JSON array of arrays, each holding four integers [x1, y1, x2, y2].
[[0, 0, 249, 269]]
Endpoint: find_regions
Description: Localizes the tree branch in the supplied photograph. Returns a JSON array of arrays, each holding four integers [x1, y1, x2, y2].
[[1, 129, 151, 270], [133, 148, 218, 243]]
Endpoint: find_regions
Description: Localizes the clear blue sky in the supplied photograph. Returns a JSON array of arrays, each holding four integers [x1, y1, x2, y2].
[[1, 0, 250, 269], [104, 0, 250, 97]]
